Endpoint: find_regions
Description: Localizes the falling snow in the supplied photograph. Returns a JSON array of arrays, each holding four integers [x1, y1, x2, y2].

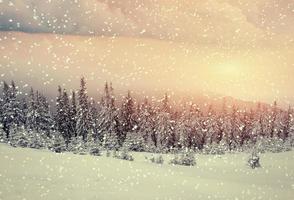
[[0, 0, 294, 200]]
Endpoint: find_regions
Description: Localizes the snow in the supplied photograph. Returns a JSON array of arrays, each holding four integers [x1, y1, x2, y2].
[[0, 144, 293, 200]]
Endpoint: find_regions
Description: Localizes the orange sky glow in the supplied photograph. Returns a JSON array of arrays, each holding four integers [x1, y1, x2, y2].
[[0, 0, 294, 106]]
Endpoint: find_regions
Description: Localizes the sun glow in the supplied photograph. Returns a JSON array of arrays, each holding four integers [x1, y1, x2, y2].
[[217, 63, 242, 76]]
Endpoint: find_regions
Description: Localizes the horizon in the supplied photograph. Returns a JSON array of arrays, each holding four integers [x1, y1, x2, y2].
[[0, 77, 286, 114]]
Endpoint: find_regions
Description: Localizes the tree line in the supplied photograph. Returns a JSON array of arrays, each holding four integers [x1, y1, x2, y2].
[[0, 78, 293, 153]]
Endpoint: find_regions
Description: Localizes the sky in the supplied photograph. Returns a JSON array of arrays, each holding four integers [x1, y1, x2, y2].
[[0, 0, 294, 105]]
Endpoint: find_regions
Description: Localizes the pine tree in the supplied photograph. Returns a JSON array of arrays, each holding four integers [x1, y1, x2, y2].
[[239, 110, 254, 146], [88, 99, 99, 141], [55, 86, 72, 143], [102, 132, 119, 150], [19, 98, 28, 129], [76, 77, 90, 140], [1, 81, 21, 137], [162, 93, 170, 113], [55, 86, 64, 134], [36, 92, 52, 135], [2, 83, 9, 135], [279, 106, 292, 141], [177, 109, 191, 149], [10, 81, 23, 128], [61, 90, 71, 142], [119, 90, 136, 144], [228, 105, 241, 150], [269, 101, 278, 138], [69, 91, 77, 137], [0, 84, 3, 125], [26, 87, 38, 131], [104, 82, 111, 108], [137, 97, 156, 148], [155, 94, 176, 152], [96, 82, 120, 143]]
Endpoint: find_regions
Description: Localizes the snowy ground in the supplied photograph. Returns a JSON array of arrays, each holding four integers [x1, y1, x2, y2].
[[0, 144, 293, 200]]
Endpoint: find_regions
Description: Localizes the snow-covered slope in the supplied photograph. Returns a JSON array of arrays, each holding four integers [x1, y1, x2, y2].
[[0, 144, 293, 200]]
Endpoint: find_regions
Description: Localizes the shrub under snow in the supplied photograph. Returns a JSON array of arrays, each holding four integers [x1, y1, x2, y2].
[[9, 129, 48, 149], [49, 134, 67, 153], [256, 136, 291, 153], [102, 132, 120, 150], [170, 148, 196, 166], [123, 132, 145, 152], [202, 142, 226, 155], [248, 151, 261, 169], [113, 147, 134, 161], [87, 140, 102, 156], [148, 154, 164, 164]]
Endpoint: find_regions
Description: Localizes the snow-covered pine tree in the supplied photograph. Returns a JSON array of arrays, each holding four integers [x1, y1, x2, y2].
[[96, 82, 120, 144], [61, 90, 71, 142], [26, 87, 38, 131], [137, 97, 157, 151], [76, 77, 90, 141], [219, 110, 233, 151], [203, 105, 217, 146], [212, 101, 228, 146], [1, 81, 21, 138], [69, 91, 77, 137], [145, 131, 157, 152], [279, 106, 292, 141], [268, 101, 279, 138], [88, 99, 99, 141], [198, 115, 212, 150], [10, 81, 23, 128], [227, 105, 241, 151], [19, 97, 28, 129], [162, 93, 170, 113], [187, 104, 203, 151], [288, 109, 294, 147], [203, 106, 230, 154], [36, 92, 52, 136], [55, 86, 64, 136], [238, 110, 254, 147], [177, 110, 190, 150], [252, 115, 264, 143], [119, 90, 136, 145], [55, 87, 71, 144], [155, 94, 176, 152], [2, 82, 11, 136], [0, 84, 3, 125], [103, 82, 110, 108]]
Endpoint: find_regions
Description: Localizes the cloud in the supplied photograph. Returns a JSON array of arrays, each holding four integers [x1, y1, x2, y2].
[[0, 0, 293, 45], [0, 0, 139, 35], [229, 0, 294, 34]]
